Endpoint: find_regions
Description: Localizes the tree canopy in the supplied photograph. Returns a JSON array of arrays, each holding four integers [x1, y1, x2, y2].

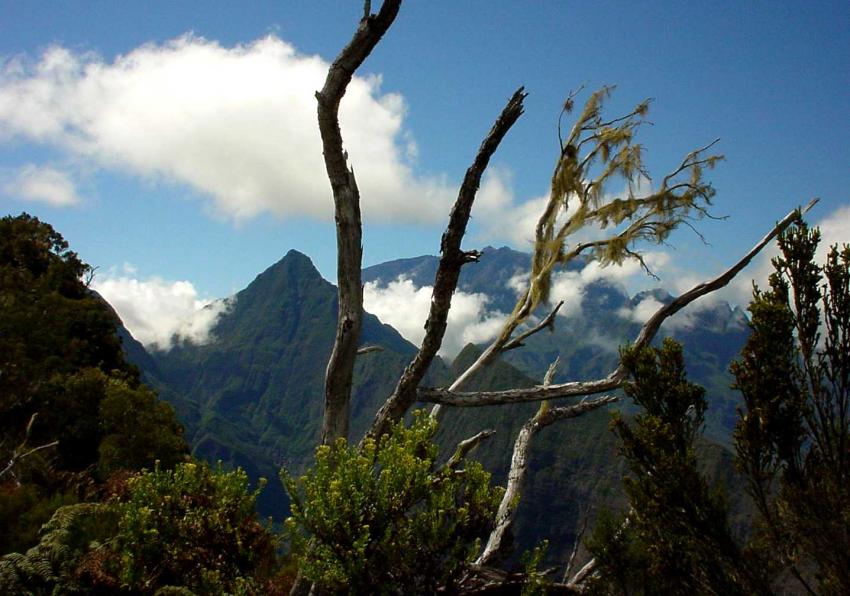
[[0, 213, 187, 555], [589, 217, 850, 595]]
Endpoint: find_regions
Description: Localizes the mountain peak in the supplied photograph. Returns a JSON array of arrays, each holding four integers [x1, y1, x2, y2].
[[232, 249, 327, 308], [268, 249, 322, 277], [282, 248, 315, 266]]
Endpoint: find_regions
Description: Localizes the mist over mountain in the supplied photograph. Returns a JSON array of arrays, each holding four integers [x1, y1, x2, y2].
[[118, 246, 753, 561], [364, 246, 750, 444], [131, 250, 443, 516]]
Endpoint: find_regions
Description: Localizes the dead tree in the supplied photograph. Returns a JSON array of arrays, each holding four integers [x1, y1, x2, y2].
[[317, 0, 401, 445], [0, 414, 58, 487], [315, 1, 816, 591]]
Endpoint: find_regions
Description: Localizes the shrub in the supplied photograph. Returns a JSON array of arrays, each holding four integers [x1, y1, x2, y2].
[[283, 412, 502, 594]]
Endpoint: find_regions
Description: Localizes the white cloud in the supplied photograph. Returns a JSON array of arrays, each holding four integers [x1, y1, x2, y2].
[[541, 250, 670, 319], [2, 164, 81, 206], [0, 36, 456, 222], [548, 270, 588, 318], [716, 203, 850, 309], [619, 296, 663, 325], [817, 204, 850, 259], [610, 203, 850, 325], [92, 273, 231, 350], [363, 275, 505, 359], [474, 168, 548, 248], [474, 172, 656, 251]]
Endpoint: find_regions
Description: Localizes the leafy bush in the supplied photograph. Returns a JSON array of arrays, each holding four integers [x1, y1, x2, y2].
[[589, 217, 850, 594], [732, 219, 850, 593], [114, 461, 278, 594], [1, 462, 281, 594], [98, 376, 187, 478], [0, 213, 187, 556], [587, 339, 770, 595], [283, 412, 502, 594]]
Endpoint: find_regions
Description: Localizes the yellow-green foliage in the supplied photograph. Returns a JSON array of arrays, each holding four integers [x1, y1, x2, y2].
[[283, 411, 503, 594], [115, 462, 278, 594], [0, 463, 280, 595], [503, 87, 722, 346]]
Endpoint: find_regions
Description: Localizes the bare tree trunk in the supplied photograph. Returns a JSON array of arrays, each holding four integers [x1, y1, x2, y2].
[[366, 88, 527, 441], [303, 2, 822, 592], [293, 8, 404, 594], [317, 0, 402, 445]]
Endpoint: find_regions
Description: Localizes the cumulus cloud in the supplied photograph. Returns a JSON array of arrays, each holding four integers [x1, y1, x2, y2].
[[817, 204, 850, 258], [92, 272, 231, 350], [538, 250, 671, 319], [0, 36, 456, 222], [2, 164, 81, 206], [363, 276, 505, 359], [716, 203, 850, 309], [474, 168, 548, 248]]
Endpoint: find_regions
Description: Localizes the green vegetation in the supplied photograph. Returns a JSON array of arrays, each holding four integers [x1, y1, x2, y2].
[[0, 213, 189, 555], [114, 462, 279, 593], [0, 462, 281, 594], [3, 208, 845, 594], [732, 218, 850, 593], [283, 412, 502, 594], [97, 375, 187, 478], [587, 339, 770, 595], [146, 249, 426, 520], [588, 217, 850, 595]]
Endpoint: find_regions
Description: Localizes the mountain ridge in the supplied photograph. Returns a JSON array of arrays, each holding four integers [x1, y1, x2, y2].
[[365, 247, 750, 443], [117, 246, 753, 565], [132, 249, 439, 516]]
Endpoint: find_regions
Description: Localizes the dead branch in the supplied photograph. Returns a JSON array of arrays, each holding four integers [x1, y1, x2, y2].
[[458, 564, 583, 594], [477, 365, 619, 567], [356, 345, 384, 355], [365, 87, 527, 441], [566, 557, 598, 591], [318, 0, 402, 445], [563, 513, 589, 583], [1, 441, 58, 486], [418, 199, 818, 407], [446, 429, 496, 470], [564, 511, 634, 590], [448, 91, 724, 401], [502, 300, 564, 352], [1, 414, 58, 487]]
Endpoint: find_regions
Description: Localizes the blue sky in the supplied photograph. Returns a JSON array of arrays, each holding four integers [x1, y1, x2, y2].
[[1, 1, 848, 350]]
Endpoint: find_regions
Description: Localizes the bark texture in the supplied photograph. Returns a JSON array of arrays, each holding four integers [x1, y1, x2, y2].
[[366, 87, 527, 441], [318, 0, 402, 445], [477, 394, 619, 566]]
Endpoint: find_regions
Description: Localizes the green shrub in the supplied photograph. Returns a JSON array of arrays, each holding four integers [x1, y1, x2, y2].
[[114, 461, 278, 594], [283, 412, 502, 594]]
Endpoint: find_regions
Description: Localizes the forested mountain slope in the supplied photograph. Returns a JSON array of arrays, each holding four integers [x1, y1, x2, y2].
[[124, 247, 752, 563], [140, 250, 442, 515]]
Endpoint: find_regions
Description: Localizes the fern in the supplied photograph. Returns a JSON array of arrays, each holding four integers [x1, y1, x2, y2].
[[0, 502, 117, 595]]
